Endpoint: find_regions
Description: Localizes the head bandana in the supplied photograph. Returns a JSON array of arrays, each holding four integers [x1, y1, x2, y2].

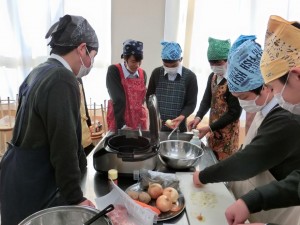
[[228, 35, 257, 58], [122, 39, 143, 56], [207, 37, 231, 60], [45, 15, 98, 48], [260, 15, 300, 83], [227, 38, 264, 92], [161, 41, 182, 60]]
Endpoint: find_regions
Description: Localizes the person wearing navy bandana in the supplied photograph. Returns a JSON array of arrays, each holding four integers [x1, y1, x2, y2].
[[106, 39, 148, 131], [146, 41, 198, 132], [0, 15, 98, 225]]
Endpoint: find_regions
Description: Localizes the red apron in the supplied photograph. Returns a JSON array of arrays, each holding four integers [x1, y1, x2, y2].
[[107, 64, 148, 131]]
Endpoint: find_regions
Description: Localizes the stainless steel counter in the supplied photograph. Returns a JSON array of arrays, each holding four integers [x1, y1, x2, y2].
[[80, 132, 218, 225]]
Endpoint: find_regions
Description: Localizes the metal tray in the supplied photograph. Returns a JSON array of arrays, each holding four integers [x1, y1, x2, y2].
[[126, 183, 185, 221]]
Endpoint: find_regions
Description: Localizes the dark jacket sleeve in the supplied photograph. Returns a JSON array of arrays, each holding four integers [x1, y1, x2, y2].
[[43, 70, 85, 205], [196, 73, 213, 119], [199, 108, 300, 184], [106, 64, 126, 129], [146, 67, 160, 102], [241, 170, 300, 214], [180, 68, 198, 117], [210, 84, 242, 131]]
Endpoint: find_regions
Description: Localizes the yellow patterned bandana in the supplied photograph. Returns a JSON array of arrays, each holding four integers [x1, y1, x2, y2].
[[260, 15, 300, 83]]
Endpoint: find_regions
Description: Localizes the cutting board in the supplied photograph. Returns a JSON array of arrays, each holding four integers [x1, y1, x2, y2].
[[176, 172, 236, 225]]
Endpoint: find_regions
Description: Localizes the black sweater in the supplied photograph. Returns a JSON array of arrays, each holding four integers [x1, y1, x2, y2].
[[199, 107, 300, 184], [12, 58, 86, 205]]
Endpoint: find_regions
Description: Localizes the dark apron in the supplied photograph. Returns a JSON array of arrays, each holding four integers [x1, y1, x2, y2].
[[156, 67, 186, 132], [0, 63, 60, 225]]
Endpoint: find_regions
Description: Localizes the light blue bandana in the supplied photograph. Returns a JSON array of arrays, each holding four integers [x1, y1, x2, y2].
[[161, 41, 182, 60], [227, 39, 264, 92]]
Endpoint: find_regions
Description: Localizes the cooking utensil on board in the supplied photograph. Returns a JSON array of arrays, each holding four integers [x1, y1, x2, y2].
[[83, 204, 114, 225]]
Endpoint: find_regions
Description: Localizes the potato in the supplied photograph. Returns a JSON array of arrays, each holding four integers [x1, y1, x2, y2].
[[138, 192, 151, 204], [126, 190, 139, 200]]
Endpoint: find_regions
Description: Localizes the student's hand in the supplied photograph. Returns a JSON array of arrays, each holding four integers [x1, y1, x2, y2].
[[193, 171, 204, 187], [198, 126, 212, 139], [78, 199, 95, 208], [172, 115, 185, 128], [225, 199, 250, 225], [188, 117, 201, 131]]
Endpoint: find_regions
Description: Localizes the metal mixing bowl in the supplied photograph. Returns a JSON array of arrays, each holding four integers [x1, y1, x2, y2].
[[18, 206, 112, 225], [159, 140, 204, 169]]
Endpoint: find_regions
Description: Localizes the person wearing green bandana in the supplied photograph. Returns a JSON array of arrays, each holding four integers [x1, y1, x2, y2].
[[188, 37, 242, 160]]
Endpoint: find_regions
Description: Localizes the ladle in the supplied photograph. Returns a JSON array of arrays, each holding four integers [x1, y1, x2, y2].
[[83, 204, 114, 225]]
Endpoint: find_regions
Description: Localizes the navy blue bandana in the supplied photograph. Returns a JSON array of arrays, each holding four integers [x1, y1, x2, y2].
[[122, 39, 143, 56]]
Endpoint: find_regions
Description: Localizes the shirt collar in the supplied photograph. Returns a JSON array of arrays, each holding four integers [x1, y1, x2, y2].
[[121, 62, 139, 78], [49, 54, 73, 72], [261, 97, 278, 117], [163, 64, 183, 77]]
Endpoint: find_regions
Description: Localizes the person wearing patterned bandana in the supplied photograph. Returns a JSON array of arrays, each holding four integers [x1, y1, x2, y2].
[[106, 39, 148, 132], [225, 15, 300, 225], [0, 15, 98, 225], [146, 41, 198, 132], [188, 37, 242, 160]]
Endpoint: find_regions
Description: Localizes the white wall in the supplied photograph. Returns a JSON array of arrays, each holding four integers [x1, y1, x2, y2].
[[111, 0, 166, 81]]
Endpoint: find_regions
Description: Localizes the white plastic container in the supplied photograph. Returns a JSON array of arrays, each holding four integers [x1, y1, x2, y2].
[[189, 129, 201, 146]]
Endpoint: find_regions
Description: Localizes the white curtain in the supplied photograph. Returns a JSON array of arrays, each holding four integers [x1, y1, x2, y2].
[[164, 0, 300, 115], [0, 0, 111, 105]]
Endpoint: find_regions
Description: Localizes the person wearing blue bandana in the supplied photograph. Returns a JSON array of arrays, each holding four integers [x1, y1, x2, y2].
[[188, 37, 242, 160], [191, 35, 300, 225], [225, 16, 300, 225], [146, 41, 198, 132], [106, 39, 148, 131]]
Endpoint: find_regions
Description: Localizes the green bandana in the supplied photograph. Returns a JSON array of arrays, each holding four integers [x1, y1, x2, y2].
[[207, 37, 231, 60]]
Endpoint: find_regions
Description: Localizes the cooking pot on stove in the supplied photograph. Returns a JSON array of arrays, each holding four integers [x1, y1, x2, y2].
[[93, 95, 160, 175], [93, 134, 158, 175]]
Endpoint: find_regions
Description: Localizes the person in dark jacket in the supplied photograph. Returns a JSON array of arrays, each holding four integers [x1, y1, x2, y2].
[[225, 15, 300, 225], [188, 37, 242, 160], [0, 15, 98, 225], [146, 41, 198, 132]]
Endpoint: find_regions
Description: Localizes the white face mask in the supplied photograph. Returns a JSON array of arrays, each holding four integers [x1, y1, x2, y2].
[[238, 93, 269, 113], [274, 74, 300, 115], [211, 65, 226, 76], [164, 66, 178, 75], [77, 47, 94, 78]]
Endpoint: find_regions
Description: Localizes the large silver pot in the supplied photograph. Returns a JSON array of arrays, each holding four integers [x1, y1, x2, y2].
[[18, 206, 112, 225]]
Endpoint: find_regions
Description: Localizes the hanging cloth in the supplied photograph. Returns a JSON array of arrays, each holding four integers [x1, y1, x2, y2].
[[107, 64, 148, 131], [207, 75, 239, 160]]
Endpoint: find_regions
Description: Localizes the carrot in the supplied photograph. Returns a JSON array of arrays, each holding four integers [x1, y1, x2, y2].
[[133, 200, 161, 215]]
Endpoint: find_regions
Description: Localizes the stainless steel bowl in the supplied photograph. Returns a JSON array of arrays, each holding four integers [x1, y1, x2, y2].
[[18, 206, 112, 225], [159, 140, 204, 169]]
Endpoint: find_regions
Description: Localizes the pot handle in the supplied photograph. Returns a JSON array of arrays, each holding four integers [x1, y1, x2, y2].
[[118, 146, 159, 162]]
